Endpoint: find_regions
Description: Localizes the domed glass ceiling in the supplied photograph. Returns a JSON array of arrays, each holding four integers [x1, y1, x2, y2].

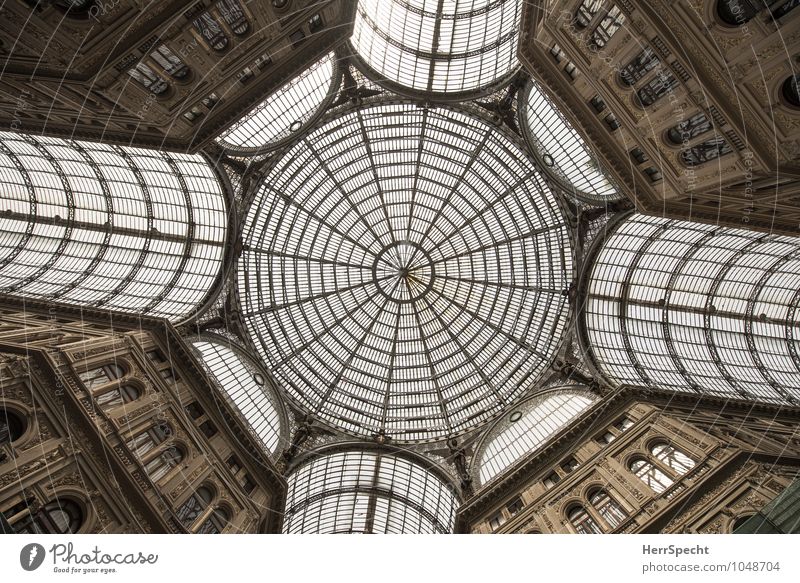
[[238, 102, 573, 442], [351, 0, 522, 95]]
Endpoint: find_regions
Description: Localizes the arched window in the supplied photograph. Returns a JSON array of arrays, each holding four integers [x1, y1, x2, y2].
[[652, 443, 695, 475], [667, 113, 713, 145], [588, 489, 627, 529], [637, 72, 679, 106], [568, 505, 603, 534], [589, 5, 626, 50], [620, 48, 659, 86], [176, 485, 214, 528], [127, 63, 168, 95], [127, 422, 183, 482], [150, 45, 189, 80], [783, 74, 800, 108], [217, 0, 249, 36], [681, 136, 732, 166], [197, 507, 230, 534], [574, 0, 605, 28], [0, 409, 25, 444], [8, 499, 85, 534], [95, 384, 141, 412], [78, 363, 125, 390], [630, 458, 673, 494], [41, 500, 84, 533], [144, 444, 184, 483], [192, 12, 229, 51]]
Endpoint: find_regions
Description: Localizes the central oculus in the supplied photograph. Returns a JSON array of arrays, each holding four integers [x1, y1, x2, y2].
[[239, 102, 573, 442], [373, 241, 436, 303]]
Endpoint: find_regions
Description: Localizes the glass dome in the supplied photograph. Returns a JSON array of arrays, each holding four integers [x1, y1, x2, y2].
[[350, 0, 522, 95], [216, 53, 338, 154], [238, 101, 573, 442], [283, 449, 457, 533]]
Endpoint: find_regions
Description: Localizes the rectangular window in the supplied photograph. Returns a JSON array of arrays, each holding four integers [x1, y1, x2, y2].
[[290, 29, 305, 48], [604, 114, 621, 131], [543, 472, 561, 489], [561, 457, 579, 473], [630, 148, 649, 164], [488, 511, 506, 531], [186, 401, 205, 420], [200, 420, 218, 438], [308, 14, 324, 33], [590, 95, 607, 113], [243, 475, 256, 495], [506, 496, 524, 516]]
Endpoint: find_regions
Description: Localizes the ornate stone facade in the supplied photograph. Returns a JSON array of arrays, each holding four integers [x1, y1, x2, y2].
[[457, 389, 800, 533], [520, 0, 800, 235], [0, 295, 286, 533], [0, 0, 356, 151]]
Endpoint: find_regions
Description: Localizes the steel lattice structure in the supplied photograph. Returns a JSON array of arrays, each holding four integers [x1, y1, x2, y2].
[[283, 449, 457, 533], [581, 213, 800, 404], [0, 132, 228, 322], [238, 101, 573, 442]]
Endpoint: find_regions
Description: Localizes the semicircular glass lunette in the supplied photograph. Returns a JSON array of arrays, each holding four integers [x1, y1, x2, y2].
[[524, 81, 618, 202], [478, 388, 597, 485], [191, 338, 284, 455], [216, 53, 338, 153]]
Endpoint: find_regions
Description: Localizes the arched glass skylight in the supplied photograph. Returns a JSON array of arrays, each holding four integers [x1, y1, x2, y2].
[[238, 102, 573, 442], [351, 0, 522, 94], [0, 133, 227, 321], [524, 81, 618, 202], [216, 53, 337, 153], [191, 339, 284, 455], [283, 450, 457, 533], [478, 388, 596, 484], [584, 214, 800, 404]]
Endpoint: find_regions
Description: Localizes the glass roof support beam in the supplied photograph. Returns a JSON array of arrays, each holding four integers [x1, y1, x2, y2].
[[2, 135, 75, 294], [0, 141, 35, 272], [89, 147, 155, 310], [139, 153, 196, 315]]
